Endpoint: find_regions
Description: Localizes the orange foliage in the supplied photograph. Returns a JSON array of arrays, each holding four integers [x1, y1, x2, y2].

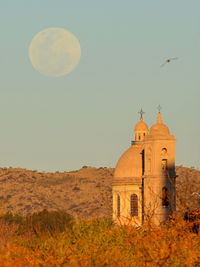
[[0, 217, 199, 266]]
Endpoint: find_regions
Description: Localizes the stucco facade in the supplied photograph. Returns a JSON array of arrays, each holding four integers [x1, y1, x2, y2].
[[112, 111, 176, 226]]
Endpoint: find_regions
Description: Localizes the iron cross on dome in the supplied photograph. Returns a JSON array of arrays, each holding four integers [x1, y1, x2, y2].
[[157, 105, 162, 112], [138, 108, 145, 120]]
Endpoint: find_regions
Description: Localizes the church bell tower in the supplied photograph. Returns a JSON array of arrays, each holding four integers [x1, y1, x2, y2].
[[143, 110, 176, 224], [112, 108, 176, 226]]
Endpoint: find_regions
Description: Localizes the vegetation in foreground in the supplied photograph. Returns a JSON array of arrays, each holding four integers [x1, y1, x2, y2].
[[0, 210, 200, 266], [0, 166, 199, 266]]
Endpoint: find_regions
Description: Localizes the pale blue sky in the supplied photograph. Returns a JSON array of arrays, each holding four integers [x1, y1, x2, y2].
[[0, 1, 199, 171]]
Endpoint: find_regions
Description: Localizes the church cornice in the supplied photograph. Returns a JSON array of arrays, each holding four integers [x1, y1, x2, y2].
[[112, 177, 142, 186], [143, 175, 176, 179]]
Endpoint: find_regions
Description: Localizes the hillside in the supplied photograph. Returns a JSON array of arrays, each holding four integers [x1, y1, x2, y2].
[[0, 166, 200, 218]]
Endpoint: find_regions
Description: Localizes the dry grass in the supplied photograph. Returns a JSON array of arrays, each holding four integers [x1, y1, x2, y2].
[[0, 166, 200, 219], [0, 167, 113, 218]]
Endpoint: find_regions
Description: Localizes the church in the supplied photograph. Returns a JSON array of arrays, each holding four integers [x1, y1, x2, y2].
[[112, 109, 176, 226]]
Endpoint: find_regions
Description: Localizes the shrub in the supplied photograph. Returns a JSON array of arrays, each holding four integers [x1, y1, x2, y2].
[[0, 212, 24, 226], [0, 216, 200, 266], [24, 209, 74, 237]]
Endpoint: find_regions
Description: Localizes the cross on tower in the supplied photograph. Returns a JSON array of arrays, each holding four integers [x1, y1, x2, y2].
[[138, 108, 145, 120], [157, 105, 162, 112]]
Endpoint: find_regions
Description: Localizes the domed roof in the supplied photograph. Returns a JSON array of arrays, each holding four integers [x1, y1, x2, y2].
[[114, 145, 143, 178], [149, 112, 170, 136], [134, 119, 148, 131]]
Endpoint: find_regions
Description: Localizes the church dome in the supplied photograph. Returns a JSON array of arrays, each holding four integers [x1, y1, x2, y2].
[[149, 112, 170, 136], [114, 145, 143, 178], [134, 120, 148, 131], [150, 124, 170, 135]]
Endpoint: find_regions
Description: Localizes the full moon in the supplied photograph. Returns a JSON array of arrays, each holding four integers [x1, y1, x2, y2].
[[29, 28, 81, 77]]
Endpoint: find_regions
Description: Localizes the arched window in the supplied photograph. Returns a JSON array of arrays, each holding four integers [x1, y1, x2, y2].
[[117, 194, 120, 217], [162, 187, 169, 207], [130, 194, 138, 216], [161, 159, 167, 170], [161, 148, 167, 156]]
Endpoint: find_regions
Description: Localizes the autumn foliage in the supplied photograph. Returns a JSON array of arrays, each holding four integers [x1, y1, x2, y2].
[[0, 166, 199, 266], [0, 210, 199, 267]]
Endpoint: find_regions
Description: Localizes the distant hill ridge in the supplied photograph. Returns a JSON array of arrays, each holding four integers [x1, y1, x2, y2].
[[0, 166, 199, 218]]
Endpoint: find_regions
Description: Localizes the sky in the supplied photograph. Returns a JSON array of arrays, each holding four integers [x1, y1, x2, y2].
[[0, 0, 199, 172]]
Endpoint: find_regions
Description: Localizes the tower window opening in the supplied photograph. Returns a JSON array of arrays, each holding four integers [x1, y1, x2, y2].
[[161, 159, 167, 170], [161, 148, 167, 156], [139, 134, 141, 140], [162, 187, 169, 207], [130, 194, 138, 216], [117, 195, 120, 217]]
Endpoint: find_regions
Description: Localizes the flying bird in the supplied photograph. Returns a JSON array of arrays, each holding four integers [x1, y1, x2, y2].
[[160, 57, 178, 67]]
